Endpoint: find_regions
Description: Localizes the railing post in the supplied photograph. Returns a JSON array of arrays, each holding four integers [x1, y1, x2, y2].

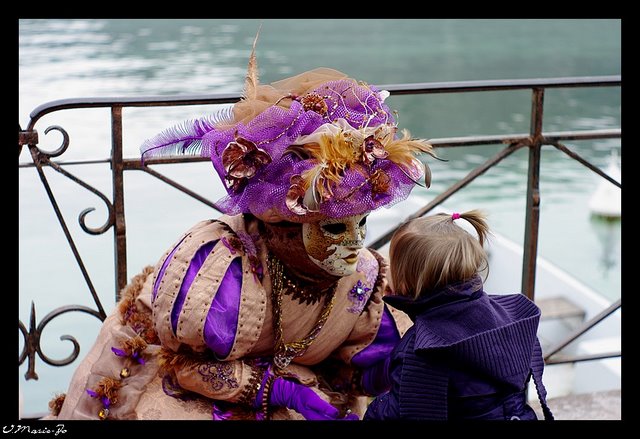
[[111, 106, 127, 301], [521, 88, 544, 301]]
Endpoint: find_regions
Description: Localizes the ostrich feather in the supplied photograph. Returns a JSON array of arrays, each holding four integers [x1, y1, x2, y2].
[[243, 25, 262, 100], [139, 109, 232, 163]]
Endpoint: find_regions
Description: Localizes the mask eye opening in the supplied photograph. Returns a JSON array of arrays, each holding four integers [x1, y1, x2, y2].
[[321, 223, 347, 235]]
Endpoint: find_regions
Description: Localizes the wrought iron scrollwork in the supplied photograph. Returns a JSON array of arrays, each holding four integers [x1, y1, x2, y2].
[[78, 207, 113, 235], [39, 125, 70, 158], [30, 125, 116, 235], [47, 160, 116, 235], [19, 302, 105, 380]]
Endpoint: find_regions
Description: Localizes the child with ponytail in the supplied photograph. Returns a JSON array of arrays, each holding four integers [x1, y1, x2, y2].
[[364, 210, 554, 421]]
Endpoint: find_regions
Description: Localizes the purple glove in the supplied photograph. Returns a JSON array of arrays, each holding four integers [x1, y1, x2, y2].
[[254, 370, 359, 420], [269, 377, 343, 420]]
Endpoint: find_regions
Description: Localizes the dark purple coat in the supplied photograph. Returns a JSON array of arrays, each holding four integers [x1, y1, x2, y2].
[[364, 275, 553, 421]]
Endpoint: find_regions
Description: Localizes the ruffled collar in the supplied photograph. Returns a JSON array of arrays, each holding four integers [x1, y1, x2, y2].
[[383, 275, 484, 321]]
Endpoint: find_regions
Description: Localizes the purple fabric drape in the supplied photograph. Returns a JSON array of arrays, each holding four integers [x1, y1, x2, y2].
[[170, 240, 218, 334], [203, 257, 243, 358]]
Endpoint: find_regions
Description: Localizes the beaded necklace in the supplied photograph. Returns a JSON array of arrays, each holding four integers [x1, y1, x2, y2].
[[267, 255, 337, 371], [278, 264, 334, 306]]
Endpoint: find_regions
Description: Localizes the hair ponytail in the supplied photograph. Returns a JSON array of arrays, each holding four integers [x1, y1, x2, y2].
[[389, 209, 491, 299], [456, 209, 490, 247]]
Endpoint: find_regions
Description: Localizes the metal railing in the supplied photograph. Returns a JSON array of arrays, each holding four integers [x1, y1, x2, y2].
[[18, 76, 621, 392]]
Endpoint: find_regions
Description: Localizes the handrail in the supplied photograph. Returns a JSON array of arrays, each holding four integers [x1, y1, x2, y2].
[[25, 75, 621, 126]]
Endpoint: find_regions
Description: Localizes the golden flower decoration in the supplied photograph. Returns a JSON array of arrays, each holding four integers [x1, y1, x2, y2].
[[222, 135, 272, 192]]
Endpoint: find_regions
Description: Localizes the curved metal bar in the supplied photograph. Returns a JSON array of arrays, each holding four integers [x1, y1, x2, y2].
[[369, 142, 527, 250], [18, 319, 28, 364], [35, 305, 103, 366], [548, 141, 621, 188], [78, 208, 110, 235], [19, 304, 104, 378], [27, 94, 240, 131], [38, 335, 81, 367], [46, 160, 116, 235], [28, 145, 107, 318], [37, 125, 70, 158]]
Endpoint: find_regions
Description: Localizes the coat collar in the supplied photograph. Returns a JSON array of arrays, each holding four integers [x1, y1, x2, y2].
[[383, 275, 484, 321], [383, 275, 540, 351]]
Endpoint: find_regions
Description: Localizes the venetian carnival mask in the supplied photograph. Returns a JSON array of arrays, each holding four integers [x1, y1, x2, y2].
[[302, 213, 368, 276]]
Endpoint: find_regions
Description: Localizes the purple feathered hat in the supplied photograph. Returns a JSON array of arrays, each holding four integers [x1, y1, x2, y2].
[[141, 37, 435, 223]]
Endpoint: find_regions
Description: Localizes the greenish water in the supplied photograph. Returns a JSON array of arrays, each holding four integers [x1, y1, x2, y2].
[[18, 19, 621, 415]]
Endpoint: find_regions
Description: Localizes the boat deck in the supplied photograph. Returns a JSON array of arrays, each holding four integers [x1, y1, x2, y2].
[[530, 389, 621, 420]]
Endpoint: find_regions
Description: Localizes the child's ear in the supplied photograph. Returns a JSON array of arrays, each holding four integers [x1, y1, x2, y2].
[[384, 272, 395, 295]]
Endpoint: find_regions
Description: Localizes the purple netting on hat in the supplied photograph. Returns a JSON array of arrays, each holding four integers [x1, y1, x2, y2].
[[314, 80, 394, 130], [320, 160, 417, 218], [198, 78, 419, 222], [213, 153, 417, 222]]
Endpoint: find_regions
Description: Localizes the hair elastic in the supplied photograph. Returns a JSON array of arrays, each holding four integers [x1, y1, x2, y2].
[[451, 212, 461, 220]]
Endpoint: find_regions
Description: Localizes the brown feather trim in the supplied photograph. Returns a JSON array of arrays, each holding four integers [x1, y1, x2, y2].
[[89, 377, 123, 406], [157, 346, 214, 374], [385, 129, 436, 165], [117, 266, 159, 344], [121, 335, 148, 356], [48, 393, 66, 416], [117, 266, 154, 316]]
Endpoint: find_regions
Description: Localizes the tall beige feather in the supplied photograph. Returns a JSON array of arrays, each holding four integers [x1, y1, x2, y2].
[[243, 25, 262, 100]]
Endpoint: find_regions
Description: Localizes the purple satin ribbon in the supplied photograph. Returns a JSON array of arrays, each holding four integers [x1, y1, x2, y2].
[[212, 403, 233, 420], [166, 239, 242, 359], [111, 346, 145, 365], [86, 389, 110, 408]]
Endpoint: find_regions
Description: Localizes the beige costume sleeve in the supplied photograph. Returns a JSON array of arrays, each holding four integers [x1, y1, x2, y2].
[[151, 215, 269, 406], [165, 356, 263, 405]]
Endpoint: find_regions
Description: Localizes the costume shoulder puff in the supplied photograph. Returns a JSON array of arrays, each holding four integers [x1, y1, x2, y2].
[[150, 216, 266, 355]]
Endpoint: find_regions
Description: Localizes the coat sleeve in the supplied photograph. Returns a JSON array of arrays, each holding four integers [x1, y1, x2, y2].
[[363, 345, 404, 420]]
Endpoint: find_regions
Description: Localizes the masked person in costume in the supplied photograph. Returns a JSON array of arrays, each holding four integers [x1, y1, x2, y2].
[[49, 42, 436, 421]]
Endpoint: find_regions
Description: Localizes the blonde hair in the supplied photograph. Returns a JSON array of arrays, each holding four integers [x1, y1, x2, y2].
[[389, 209, 490, 299]]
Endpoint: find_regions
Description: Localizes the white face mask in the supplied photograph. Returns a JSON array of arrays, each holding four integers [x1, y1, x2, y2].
[[302, 213, 368, 276]]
